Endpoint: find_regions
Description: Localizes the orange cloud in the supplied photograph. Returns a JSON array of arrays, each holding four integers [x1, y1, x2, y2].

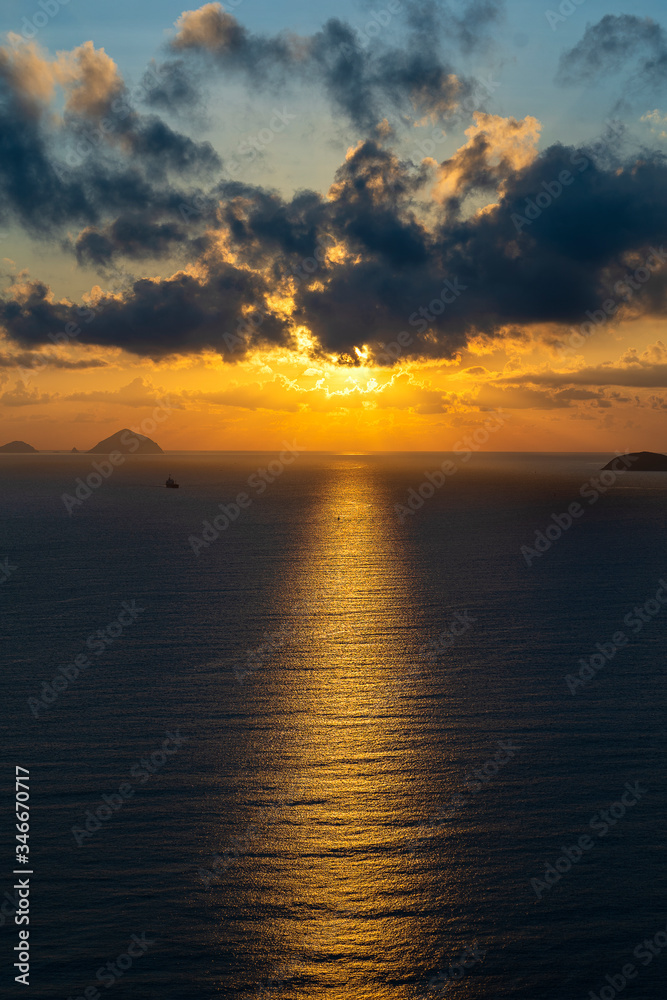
[[0, 39, 123, 118], [171, 3, 241, 52], [57, 41, 124, 118], [434, 112, 542, 204]]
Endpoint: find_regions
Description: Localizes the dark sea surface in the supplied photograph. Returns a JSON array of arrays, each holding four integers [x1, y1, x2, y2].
[[0, 452, 665, 999]]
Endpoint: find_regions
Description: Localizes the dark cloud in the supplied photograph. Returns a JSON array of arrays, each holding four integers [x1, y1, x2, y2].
[[3, 7, 667, 366], [445, 0, 506, 55], [0, 55, 219, 242], [0, 352, 108, 370], [4, 135, 667, 362], [290, 142, 667, 362], [0, 266, 288, 360], [117, 113, 221, 176], [0, 71, 98, 234], [164, 3, 491, 130], [498, 365, 667, 389], [553, 388, 602, 401], [556, 15, 667, 95], [139, 59, 204, 113], [72, 215, 190, 267]]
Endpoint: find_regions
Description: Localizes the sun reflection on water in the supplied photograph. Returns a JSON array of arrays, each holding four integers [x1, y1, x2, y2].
[[250, 459, 439, 998]]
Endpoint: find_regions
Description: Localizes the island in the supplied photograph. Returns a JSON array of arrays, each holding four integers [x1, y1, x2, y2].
[[0, 440, 38, 453], [87, 429, 164, 454], [602, 451, 667, 471]]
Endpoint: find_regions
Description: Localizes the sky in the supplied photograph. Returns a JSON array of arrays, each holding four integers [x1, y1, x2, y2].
[[1, 0, 667, 451]]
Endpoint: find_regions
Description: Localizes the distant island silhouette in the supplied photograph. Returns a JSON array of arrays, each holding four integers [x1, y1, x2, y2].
[[602, 451, 667, 471], [0, 440, 38, 453], [88, 429, 163, 454]]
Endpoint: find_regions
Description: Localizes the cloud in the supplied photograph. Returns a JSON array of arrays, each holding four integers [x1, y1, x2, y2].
[[553, 388, 602, 401], [293, 141, 667, 362], [497, 344, 667, 389], [433, 112, 541, 205], [3, 11, 667, 368], [139, 59, 203, 113], [4, 136, 667, 362], [449, 0, 505, 54], [557, 15, 667, 100], [190, 378, 302, 412], [72, 215, 192, 267], [0, 39, 124, 119], [121, 116, 220, 176], [164, 2, 490, 130], [64, 376, 176, 406], [184, 370, 448, 413], [0, 38, 220, 242], [0, 380, 53, 406], [58, 41, 124, 118], [473, 384, 571, 410], [641, 109, 667, 138], [0, 265, 287, 359], [0, 350, 108, 369], [503, 365, 667, 389], [172, 3, 244, 52], [0, 38, 61, 107]]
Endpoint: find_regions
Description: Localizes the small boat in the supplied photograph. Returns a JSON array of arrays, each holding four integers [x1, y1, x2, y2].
[[165, 475, 179, 489]]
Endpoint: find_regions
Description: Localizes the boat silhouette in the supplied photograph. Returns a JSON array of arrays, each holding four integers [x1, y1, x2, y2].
[[165, 475, 179, 489]]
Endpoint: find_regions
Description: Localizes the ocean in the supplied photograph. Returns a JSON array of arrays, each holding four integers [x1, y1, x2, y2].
[[1, 451, 665, 998]]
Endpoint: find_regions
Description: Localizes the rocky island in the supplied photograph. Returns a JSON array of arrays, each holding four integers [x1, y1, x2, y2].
[[0, 440, 38, 453], [88, 429, 164, 454], [602, 451, 667, 471]]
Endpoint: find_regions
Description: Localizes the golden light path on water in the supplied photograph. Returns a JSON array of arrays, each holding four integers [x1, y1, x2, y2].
[[245, 458, 451, 999]]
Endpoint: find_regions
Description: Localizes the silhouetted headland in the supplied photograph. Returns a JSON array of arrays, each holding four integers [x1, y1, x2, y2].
[[87, 429, 163, 454], [0, 440, 38, 453], [602, 451, 667, 471]]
